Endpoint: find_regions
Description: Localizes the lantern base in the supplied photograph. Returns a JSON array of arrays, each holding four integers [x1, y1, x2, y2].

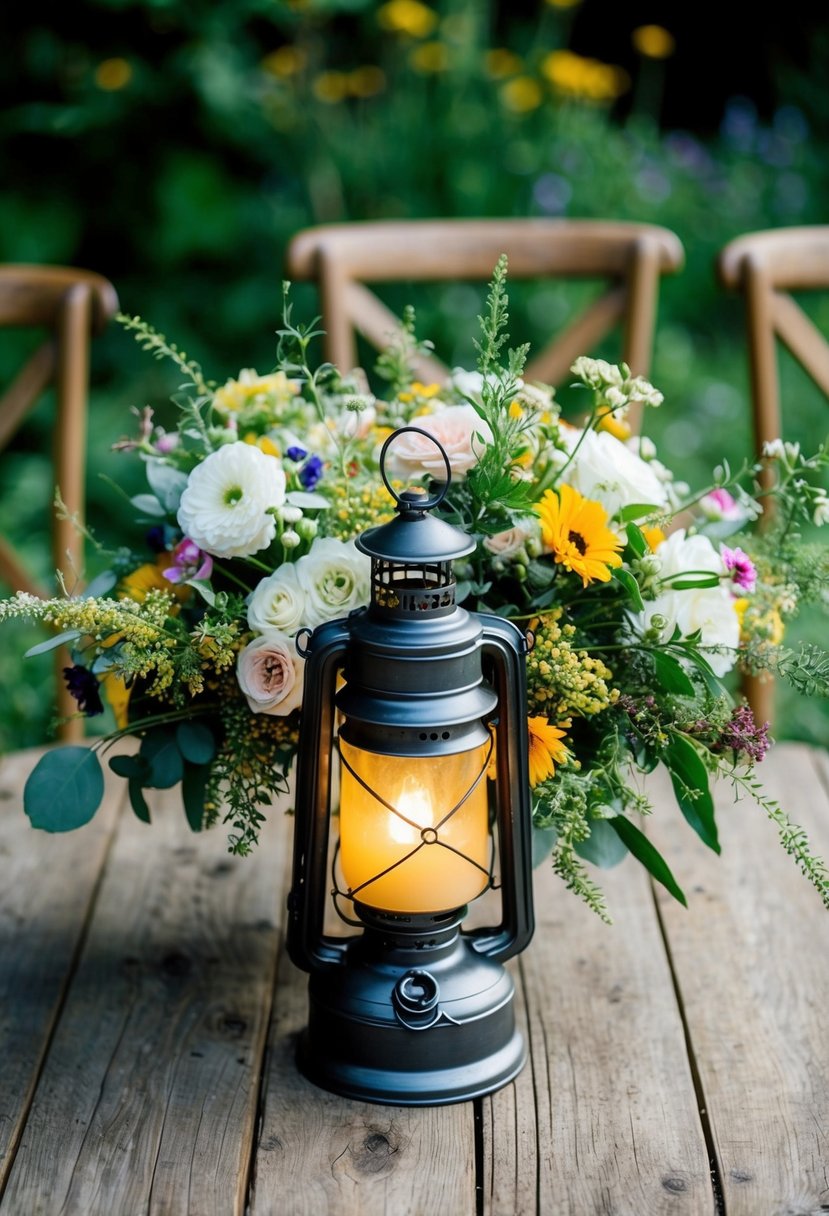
[[295, 907, 526, 1106]]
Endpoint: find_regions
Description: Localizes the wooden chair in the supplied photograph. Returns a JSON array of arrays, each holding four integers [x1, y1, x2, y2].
[[719, 227, 829, 725], [0, 264, 119, 739], [285, 219, 684, 432]]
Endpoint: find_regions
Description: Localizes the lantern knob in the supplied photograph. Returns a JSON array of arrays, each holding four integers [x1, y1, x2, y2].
[[392, 969, 441, 1029]]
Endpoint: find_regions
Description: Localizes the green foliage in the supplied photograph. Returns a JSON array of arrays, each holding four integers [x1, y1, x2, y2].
[[24, 747, 105, 832]]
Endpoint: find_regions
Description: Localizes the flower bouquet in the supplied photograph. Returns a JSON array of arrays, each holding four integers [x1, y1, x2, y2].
[[3, 260, 828, 921]]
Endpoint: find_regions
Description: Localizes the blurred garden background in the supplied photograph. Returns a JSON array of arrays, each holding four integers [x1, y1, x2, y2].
[[1, 0, 827, 750]]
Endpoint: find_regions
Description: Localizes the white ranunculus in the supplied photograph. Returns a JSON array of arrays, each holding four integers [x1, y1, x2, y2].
[[295, 537, 371, 628], [177, 442, 286, 558], [561, 428, 669, 520], [247, 563, 306, 636], [237, 630, 304, 716], [386, 404, 492, 481], [633, 530, 740, 677]]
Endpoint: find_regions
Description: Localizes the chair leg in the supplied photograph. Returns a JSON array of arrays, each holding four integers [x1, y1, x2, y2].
[[54, 285, 92, 744], [742, 672, 775, 731]]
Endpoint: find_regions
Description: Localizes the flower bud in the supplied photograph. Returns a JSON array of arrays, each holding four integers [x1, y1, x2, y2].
[[281, 530, 301, 550]]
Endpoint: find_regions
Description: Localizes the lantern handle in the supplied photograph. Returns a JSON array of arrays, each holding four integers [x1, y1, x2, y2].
[[465, 615, 535, 963], [379, 426, 452, 512]]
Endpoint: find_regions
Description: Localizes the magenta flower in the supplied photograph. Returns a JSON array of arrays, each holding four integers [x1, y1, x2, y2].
[[163, 538, 213, 584], [722, 545, 757, 593]]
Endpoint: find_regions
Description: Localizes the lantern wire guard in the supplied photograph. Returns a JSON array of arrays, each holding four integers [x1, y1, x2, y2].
[[288, 428, 535, 1106]]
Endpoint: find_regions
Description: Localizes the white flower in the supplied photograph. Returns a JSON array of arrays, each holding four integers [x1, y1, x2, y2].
[[247, 563, 306, 636], [561, 428, 670, 521], [386, 405, 493, 481], [570, 357, 624, 389], [813, 492, 829, 527], [484, 523, 536, 559], [632, 530, 739, 677], [177, 442, 286, 559], [295, 537, 371, 628], [763, 438, 786, 459], [237, 630, 304, 716]]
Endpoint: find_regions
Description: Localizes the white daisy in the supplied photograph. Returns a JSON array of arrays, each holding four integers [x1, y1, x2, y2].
[[177, 442, 286, 559]]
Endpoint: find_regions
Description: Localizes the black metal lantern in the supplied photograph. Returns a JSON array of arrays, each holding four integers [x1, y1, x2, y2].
[[288, 428, 534, 1106]]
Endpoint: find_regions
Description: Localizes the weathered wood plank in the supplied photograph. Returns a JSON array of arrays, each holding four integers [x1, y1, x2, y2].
[[482, 854, 714, 1215], [1, 784, 293, 1216], [0, 747, 118, 1190], [650, 742, 829, 1216], [249, 943, 478, 1216]]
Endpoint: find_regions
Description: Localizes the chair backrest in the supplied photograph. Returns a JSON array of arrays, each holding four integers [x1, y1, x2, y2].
[[0, 264, 119, 738], [718, 226, 829, 461], [285, 219, 684, 432], [717, 227, 829, 727]]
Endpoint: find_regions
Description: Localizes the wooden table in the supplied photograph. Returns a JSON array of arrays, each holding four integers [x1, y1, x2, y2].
[[0, 742, 826, 1215]]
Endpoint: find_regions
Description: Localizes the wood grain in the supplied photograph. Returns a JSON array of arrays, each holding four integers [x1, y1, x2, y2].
[[249, 942, 478, 1216], [482, 851, 714, 1215], [650, 742, 829, 1216], [0, 748, 119, 1190], [1, 785, 292, 1216]]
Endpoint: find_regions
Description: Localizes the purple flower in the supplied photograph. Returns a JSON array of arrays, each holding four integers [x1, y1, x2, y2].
[[722, 545, 757, 593], [63, 665, 104, 716], [286, 446, 308, 462], [163, 538, 214, 584], [713, 704, 771, 764], [299, 454, 324, 490]]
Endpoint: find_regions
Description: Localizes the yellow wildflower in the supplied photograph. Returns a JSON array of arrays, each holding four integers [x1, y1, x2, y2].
[[95, 58, 132, 91], [377, 0, 438, 38], [527, 717, 570, 787], [536, 484, 624, 586], [500, 76, 544, 113], [632, 25, 676, 59], [261, 46, 308, 77], [642, 525, 666, 552], [485, 49, 522, 79], [348, 66, 386, 97], [409, 42, 450, 72], [312, 71, 349, 104]]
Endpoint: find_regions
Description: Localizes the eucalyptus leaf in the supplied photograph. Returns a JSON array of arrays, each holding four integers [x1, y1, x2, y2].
[[145, 458, 189, 512], [664, 734, 720, 853], [575, 817, 629, 868], [285, 490, 331, 510], [128, 779, 151, 823], [186, 579, 216, 606], [109, 753, 149, 780], [24, 629, 81, 659], [177, 721, 216, 765], [24, 747, 104, 832], [139, 731, 184, 788], [182, 761, 210, 832], [609, 816, 687, 906], [532, 824, 558, 868], [82, 569, 119, 598]]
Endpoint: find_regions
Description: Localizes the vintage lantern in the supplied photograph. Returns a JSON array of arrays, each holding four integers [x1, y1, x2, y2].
[[288, 428, 534, 1106]]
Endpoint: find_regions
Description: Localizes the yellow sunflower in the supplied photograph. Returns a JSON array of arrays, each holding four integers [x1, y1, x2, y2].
[[527, 716, 570, 787], [536, 484, 623, 586]]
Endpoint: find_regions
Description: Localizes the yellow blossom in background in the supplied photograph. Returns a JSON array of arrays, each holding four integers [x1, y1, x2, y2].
[[632, 25, 676, 59], [541, 50, 629, 102], [312, 71, 350, 104], [377, 0, 438, 38], [397, 381, 441, 404], [214, 370, 298, 413], [243, 433, 280, 458], [595, 407, 631, 441], [500, 76, 544, 114], [537, 484, 624, 586], [102, 672, 131, 730], [527, 716, 570, 786], [508, 400, 524, 420], [485, 49, 522, 79], [642, 525, 666, 552], [409, 41, 450, 73], [348, 66, 386, 97], [544, 0, 582, 8], [261, 46, 308, 78], [94, 58, 133, 91]]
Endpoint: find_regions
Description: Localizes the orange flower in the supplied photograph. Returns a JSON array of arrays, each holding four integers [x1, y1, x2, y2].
[[528, 717, 570, 787], [536, 484, 624, 586]]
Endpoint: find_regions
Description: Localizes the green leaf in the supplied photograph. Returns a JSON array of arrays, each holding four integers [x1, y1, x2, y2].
[[667, 576, 721, 590], [652, 649, 696, 696], [678, 647, 727, 698], [612, 567, 644, 612], [609, 816, 687, 906], [618, 502, 661, 522], [24, 629, 81, 658], [664, 734, 720, 853], [128, 779, 151, 823], [24, 747, 104, 832], [130, 493, 166, 517], [181, 762, 210, 832], [531, 824, 558, 868], [176, 721, 216, 765], [83, 569, 118, 598], [625, 522, 648, 558], [575, 817, 629, 868], [139, 731, 184, 789], [109, 753, 149, 780]]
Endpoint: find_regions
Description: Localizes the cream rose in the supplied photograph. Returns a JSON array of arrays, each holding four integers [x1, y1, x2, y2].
[[387, 405, 492, 481], [484, 524, 535, 559], [237, 630, 304, 716], [295, 537, 371, 629], [247, 563, 306, 636], [561, 428, 669, 521]]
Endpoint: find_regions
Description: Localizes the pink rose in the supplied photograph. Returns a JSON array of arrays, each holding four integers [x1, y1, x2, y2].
[[484, 525, 533, 558], [388, 406, 492, 482], [236, 630, 304, 716]]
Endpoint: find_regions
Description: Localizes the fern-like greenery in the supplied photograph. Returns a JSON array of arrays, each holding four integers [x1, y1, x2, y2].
[[117, 312, 215, 398]]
